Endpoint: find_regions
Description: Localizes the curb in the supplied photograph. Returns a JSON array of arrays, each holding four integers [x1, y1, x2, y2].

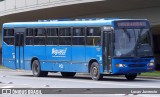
[[0, 69, 27, 72], [0, 68, 11, 71], [137, 76, 160, 79], [0, 69, 31, 72]]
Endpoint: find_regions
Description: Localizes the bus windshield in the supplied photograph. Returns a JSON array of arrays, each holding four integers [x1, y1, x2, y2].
[[114, 28, 153, 57]]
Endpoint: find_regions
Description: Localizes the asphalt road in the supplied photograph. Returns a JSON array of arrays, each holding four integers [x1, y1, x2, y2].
[[0, 69, 160, 97], [1, 69, 160, 88]]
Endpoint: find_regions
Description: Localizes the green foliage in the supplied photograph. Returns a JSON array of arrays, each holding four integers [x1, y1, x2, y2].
[[141, 71, 160, 77], [0, 65, 8, 69]]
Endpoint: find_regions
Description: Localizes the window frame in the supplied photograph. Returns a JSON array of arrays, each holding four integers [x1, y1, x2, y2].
[[33, 28, 46, 46], [86, 27, 102, 46], [72, 27, 86, 46], [25, 28, 34, 46], [46, 27, 59, 46], [3, 28, 15, 45], [58, 27, 72, 46], [19, 26, 103, 46]]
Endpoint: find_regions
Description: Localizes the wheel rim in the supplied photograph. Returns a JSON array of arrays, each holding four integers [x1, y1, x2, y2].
[[92, 66, 98, 78], [34, 63, 39, 75]]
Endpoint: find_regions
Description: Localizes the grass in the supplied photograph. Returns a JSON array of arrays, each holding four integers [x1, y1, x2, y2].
[[0, 65, 8, 69], [140, 71, 160, 77]]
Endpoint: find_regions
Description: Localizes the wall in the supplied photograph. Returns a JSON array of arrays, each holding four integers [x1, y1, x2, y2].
[[0, 0, 103, 17]]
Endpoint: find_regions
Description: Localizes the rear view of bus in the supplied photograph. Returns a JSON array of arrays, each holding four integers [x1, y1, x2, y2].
[[101, 20, 154, 80]]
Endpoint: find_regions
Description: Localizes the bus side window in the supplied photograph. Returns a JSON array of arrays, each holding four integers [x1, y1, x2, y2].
[[72, 27, 85, 45], [59, 28, 71, 45], [86, 27, 101, 46], [34, 28, 46, 45], [3, 29, 14, 45], [26, 29, 34, 45], [46, 28, 58, 45]]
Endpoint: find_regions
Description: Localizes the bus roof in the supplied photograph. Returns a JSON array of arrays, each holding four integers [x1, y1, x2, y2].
[[3, 19, 148, 28]]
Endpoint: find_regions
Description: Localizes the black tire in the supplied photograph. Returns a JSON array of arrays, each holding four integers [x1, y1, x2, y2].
[[125, 74, 137, 80], [42, 71, 48, 77], [90, 62, 103, 80], [32, 60, 48, 77], [61, 72, 76, 78]]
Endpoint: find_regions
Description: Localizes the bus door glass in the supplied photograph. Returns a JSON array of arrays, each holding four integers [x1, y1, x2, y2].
[[102, 30, 112, 73], [15, 28, 25, 69]]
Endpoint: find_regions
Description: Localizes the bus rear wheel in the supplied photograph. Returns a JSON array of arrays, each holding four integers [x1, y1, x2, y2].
[[61, 72, 76, 78], [32, 60, 48, 77], [90, 62, 103, 80], [125, 74, 137, 80]]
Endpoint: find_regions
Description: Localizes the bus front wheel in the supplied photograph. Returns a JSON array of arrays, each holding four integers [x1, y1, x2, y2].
[[125, 74, 137, 80], [61, 72, 76, 78], [32, 60, 48, 77], [90, 62, 103, 80]]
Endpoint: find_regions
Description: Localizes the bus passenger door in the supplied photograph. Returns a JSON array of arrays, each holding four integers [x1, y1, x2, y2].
[[103, 31, 112, 73], [15, 29, 24, 69]]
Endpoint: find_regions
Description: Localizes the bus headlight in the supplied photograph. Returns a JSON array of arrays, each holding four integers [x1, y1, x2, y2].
[[116, 64, 126, 67], [148, 62, 154, 66]]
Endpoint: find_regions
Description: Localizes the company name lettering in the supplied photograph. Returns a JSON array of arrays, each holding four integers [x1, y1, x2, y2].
[[52, 48, 67, 56]]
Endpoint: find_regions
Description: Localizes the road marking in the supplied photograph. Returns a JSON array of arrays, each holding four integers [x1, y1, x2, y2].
[[1, 71, 160, 88], [1, 86, 14, 88], [0, 84, 31, 88], [0, 75, 159, 88], [52, 78, 158, 88]]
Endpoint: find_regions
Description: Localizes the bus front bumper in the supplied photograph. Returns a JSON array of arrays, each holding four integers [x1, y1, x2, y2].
[[111, 58, 155, 74]]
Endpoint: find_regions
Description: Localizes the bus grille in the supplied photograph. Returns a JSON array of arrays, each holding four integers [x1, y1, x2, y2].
[[123, 59, 150, 62], [128, 64, 146, 67]]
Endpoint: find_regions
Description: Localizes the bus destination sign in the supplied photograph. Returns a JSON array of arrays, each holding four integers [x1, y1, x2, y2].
[[114, 20, 150, 29]]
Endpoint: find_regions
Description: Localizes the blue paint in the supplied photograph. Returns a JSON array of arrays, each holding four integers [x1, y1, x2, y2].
[[15, 45, 24, 69], [2, 19, 154, 77], [112, 58, 155, 74], [2, 44, 16, 69]]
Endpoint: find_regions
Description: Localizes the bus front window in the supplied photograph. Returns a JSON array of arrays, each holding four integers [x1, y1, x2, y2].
[[114, 29, 153, 57]]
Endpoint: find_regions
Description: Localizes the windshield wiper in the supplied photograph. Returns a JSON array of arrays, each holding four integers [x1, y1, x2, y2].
[[123, 29, 131, 42]]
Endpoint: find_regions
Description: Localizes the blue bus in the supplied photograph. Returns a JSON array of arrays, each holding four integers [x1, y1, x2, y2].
[[2, 19, 155, 80]]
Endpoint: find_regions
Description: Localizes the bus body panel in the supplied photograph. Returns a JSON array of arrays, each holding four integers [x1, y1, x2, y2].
[[72, 46, 85, 63], [86, 46, 102, 62], [2, 44, 16, 69], [23, 60, 31, 70], [24, 46, 46, 70], [3, 21, 113, 28], [45, 46, 72, 71], [86, 46, 103, 73], [69, 63, 88, 73], [71, 46, 87, 72], [112, 58, 155, 74]]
